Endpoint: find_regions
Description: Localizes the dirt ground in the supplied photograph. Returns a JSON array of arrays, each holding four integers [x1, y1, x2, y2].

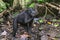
[[0, 21, 60, 40]]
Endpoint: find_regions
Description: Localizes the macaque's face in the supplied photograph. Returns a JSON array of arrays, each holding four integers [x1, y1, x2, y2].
[[28, 8, 38, 17]]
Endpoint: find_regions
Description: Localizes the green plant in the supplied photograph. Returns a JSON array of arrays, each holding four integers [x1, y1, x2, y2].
[[0, 0, 6, 13]]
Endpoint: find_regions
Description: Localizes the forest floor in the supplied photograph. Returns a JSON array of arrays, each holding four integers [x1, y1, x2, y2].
[[0, 21, 60, 40]]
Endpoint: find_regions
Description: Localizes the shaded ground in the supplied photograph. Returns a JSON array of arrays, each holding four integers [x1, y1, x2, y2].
[[0, 15, 60, 40], [0, 21, 60, 40]]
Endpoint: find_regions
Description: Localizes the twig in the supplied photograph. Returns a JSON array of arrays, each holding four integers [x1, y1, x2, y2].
[[47, 6, 57, 17], [43, 6, 48, 19]]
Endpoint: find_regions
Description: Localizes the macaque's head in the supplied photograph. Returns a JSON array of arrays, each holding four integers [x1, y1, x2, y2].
[[27, 8, 38, 17]]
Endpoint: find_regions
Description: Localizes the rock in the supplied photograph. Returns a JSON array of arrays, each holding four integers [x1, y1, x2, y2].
[[1, 30, 7, 36], [41, 35, 48, 40], [0, 38, 6, 40]]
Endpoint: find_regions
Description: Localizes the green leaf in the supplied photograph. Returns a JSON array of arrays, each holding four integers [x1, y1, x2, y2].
[[0, 18, 3, 22], [37, 0, 44, 3], [29, 3, 35, 8], [39, 27, 43, 30], [0, 0, 6, 13], [39, 19, 44, 23], [52, 19, 57, 22], [54, 23, 59, 27]]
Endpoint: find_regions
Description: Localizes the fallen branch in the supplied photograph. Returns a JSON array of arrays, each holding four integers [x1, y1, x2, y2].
[[0, 10, 7, 17], [47, 6, 57, 17], [51, 2, 60, 7], [45, 2, 60, 10], [0, 7, 14, 18]]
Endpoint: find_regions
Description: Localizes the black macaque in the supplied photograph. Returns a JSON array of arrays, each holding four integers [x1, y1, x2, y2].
[[13, 8, 38, 37]]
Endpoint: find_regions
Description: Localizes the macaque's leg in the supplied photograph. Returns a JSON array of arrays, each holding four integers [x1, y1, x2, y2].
[[21, 20, 33, 35], [27, 20, 33, 35]]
